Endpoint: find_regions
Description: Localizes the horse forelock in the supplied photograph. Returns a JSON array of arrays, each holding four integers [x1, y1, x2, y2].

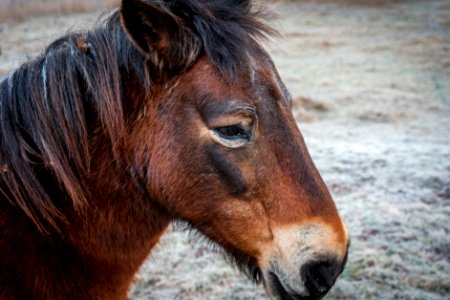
[[166, 0, 276, 78]]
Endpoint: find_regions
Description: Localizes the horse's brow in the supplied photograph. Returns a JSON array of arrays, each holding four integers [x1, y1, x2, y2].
[[201, 99, 256, 120]]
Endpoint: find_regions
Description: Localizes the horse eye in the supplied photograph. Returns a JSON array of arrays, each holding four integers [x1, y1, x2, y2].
[[211, 124, 253, 148], [215, 125, 248, 139]]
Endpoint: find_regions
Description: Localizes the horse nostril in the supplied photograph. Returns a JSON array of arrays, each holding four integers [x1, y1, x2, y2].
[[300, 258, 342, 298]]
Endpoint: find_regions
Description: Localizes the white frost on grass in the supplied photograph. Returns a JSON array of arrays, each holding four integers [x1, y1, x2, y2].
[[1, 0, 449, 299]]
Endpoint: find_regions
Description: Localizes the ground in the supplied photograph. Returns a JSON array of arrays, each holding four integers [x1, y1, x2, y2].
[[0, 0, 449, 299]]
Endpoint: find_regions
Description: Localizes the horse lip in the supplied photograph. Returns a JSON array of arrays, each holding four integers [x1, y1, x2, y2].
[[268, 271, 322, 300], [268, 271, 297, 300]]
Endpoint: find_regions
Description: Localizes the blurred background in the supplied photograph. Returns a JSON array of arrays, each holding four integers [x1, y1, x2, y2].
[[0, 0, 118, 21], [1, 0, 449, 299]]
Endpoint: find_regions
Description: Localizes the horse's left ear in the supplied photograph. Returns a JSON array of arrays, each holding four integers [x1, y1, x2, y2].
[[120, 0, 201, 73]]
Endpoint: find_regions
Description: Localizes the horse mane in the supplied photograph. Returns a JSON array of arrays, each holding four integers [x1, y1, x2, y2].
[[0, 0, 273, 233]]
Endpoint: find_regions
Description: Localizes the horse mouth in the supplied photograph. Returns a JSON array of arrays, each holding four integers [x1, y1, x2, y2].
[[243, 256, 264, 284], [251, 265, 263, 283], [268, 271, 321, 300], [217, 245, 263, 284]]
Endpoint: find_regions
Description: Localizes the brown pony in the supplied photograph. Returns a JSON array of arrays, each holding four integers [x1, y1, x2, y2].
[[0, 0, 349, 299]]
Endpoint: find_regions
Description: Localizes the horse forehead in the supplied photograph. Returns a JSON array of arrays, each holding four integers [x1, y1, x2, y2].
[[245, 50, 271, 81], [247, 53, 291, 103], [185, 54, 284, 103]]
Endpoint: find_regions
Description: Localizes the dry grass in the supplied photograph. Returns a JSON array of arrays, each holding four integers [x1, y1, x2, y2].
[[1, 0, 449, 299], [0, 0, 119, 21]]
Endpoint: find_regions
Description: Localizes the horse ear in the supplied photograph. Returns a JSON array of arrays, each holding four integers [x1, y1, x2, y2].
[[120, 0, 201, 73]]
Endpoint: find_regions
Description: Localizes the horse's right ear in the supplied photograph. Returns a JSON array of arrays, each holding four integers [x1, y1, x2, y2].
[[120, 0, 201, 73]]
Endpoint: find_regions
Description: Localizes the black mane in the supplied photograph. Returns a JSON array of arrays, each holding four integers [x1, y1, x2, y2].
[[165, 0, 273, 76], [0, 0, 273, 232]]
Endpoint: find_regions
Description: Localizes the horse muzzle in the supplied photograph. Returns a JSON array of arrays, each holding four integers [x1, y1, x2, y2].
[[259, 224, 350, 300], [266, 254, 348, 300]]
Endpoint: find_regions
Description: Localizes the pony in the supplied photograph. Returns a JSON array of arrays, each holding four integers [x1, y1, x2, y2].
[[0, 0, 349, 299]]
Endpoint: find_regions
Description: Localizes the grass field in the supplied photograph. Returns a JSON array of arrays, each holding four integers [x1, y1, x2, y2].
[[1, 0, 449, 299]]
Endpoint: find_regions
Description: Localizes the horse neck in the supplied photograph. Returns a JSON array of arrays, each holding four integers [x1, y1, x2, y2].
[[53, 176, 171, 298], [0, 175, 171, 300], [68, 146, 172, 263]]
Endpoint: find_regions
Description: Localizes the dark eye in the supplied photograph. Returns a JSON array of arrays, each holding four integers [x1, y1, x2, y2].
[[215, 125, 250, 140], [211, 124, 253, 148]]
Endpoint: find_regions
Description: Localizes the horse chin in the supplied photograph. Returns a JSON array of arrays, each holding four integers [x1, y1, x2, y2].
[[173, 220, 263, 283], [231, 252, 321, 300], [221, 247, 263, 284], [262, 271, 316, 300]]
